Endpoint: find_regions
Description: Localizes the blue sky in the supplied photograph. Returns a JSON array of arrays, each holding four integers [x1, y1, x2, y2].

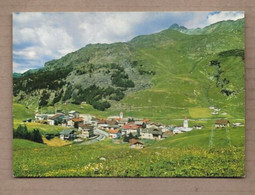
[[13, 11, 244, 73]]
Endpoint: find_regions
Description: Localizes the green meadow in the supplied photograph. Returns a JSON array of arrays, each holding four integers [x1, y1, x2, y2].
[[13, 126, 244, 177]]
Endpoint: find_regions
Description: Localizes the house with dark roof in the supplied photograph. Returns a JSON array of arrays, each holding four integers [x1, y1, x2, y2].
[[78, 124, 93, 138], [59, 129, 76, 140], [129, 138, 143, 149], [47, 113, 65, 126], [71, 118, 84, 128], [215, 120, 230, 128], [193, 124, 204, 130], [97, 119, 108, 128]]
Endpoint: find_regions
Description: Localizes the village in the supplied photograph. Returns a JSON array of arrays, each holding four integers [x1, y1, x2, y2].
[[28, 105, 244, 149]]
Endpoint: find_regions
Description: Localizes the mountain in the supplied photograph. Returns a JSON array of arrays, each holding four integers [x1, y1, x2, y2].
[[169, 18, 244, 35], [13, 72, 22, 78], [168, 23, 188, 33], [13, 18, 245, 121]]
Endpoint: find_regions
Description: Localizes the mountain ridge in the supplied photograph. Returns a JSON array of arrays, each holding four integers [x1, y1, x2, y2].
[[13, 18, 245, 121]]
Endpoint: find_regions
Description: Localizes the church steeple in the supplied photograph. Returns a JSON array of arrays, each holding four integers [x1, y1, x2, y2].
[[183, 116, 188, 128]]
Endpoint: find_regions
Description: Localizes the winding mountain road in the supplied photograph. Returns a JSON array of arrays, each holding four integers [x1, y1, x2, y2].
[[82, 129, 108, 145]]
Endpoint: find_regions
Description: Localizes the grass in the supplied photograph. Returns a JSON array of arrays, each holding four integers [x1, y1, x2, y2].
[[42, 137, 71, 147], [13, 121, 67, 135], [13, 125, 245, 177], [189, 107, 211, 118], [13, 103, 34, 121]]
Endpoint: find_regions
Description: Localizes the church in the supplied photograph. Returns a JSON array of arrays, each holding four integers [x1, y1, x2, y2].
[[173, 117, 193, 134]]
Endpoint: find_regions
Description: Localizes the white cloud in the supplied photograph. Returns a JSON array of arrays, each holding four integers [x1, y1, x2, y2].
[[13, 62, 30, 73], [207, 11, 244, 25], [78, 12, 147, 44], [182, 11, 244, 29], [182, 12, 210, 28]]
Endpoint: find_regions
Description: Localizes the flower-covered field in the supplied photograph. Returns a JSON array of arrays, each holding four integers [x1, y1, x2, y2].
[[13, 126, 245, 177]]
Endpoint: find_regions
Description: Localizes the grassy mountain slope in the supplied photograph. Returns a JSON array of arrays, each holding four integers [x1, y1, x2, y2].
[[13, 18, 245, 122]]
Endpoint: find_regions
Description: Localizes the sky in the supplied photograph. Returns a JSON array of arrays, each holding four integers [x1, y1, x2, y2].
[[13, 11, 244, 73]]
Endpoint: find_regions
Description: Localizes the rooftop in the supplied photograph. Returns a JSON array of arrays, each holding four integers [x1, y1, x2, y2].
[[72, 118, 83, 122]]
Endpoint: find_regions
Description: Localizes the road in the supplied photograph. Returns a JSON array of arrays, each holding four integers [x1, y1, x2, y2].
[[81, 129, 108, 145]]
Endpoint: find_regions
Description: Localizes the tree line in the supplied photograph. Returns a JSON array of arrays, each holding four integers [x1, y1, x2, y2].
[[13, 125, 43, 144]]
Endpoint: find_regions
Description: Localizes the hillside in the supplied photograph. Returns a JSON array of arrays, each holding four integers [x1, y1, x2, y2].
[[13, 125, 245, 177], [13, 18, 245, 121]]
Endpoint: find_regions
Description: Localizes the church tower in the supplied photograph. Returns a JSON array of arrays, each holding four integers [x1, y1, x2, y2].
[[183, 116, 188, 128], [120, 112, 123, 119]]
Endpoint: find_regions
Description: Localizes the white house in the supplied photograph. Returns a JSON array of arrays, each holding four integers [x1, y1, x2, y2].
[[68, 110, 79, 119], [35, 114, 48, 120], [80, 114, 94, 124], [140, 128, 163, 140]]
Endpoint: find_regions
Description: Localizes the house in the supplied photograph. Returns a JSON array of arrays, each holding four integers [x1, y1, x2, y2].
[[173, 129, 184, 134], [215, 120, 230, 128], [68, 110, 79, 118], [97, 119, 108, 128], [80, 114, 94, 124], [129, 138, 143, 149], [121, 124, 139, 136], [109, 129, 121, 139], [168, 125, 176, 131], [135, 121, 146, 128], [108, 125, 120, 130], [209, 106, 215, 109], [119, 117, 129, 125], [211, 111, 218, 115], [140, 128, 163, 140], [193, 125, 204, 130], [142, 119, 151, 123], [146, 123, 159, 128], [91, 117, 98, 126], [35, 114, 48, 120], [107, 120, 118, 126], [232, 122, 243, 127], [47, 113, 65, 126], [78, 124, 93, 138], [70, 118, 83, 129], [107, 115, 121, 120], [59, 129, 76, 140]]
